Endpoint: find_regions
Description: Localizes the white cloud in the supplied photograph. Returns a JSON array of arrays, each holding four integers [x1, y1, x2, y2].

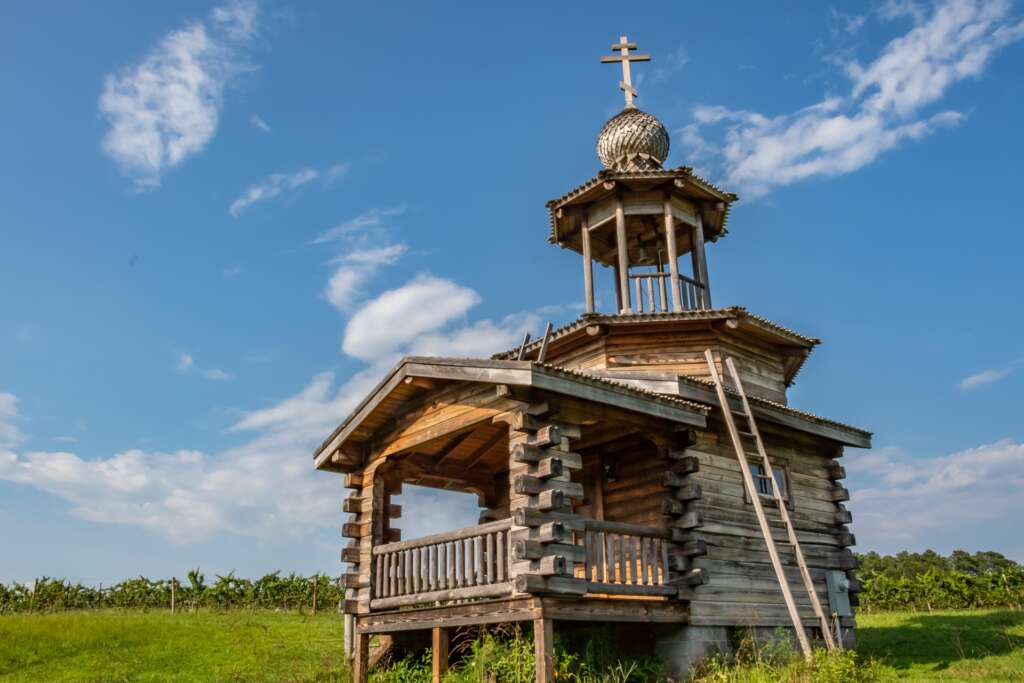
[[831, 9, 867, 36], [959, 358, 1021, 389], [848, 439, 1024, 552], [51, 436, 79, 444], [177, 352, 233, 381], [313, 206, 406, 244], [324, 163, 350, 185], [342, 275, 481, 362], [323, 243, 408, 313], [680, 0, 1024, 197], [229, 167, 319, 217], [250, 114, 271, 133], [99, 1, 259, 189], [223, 264, 243, 277], [176, 353, 194, 373]]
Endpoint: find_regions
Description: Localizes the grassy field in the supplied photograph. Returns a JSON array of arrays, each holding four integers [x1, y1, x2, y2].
[[0, 610, 347, 682], [858, 609, 1024, 681], [0, 608, 1022, 681]]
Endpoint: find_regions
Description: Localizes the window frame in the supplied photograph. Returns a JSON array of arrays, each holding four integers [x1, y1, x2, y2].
[[744, 461, 794, 510]]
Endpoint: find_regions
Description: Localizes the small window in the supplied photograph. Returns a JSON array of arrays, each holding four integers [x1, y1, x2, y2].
[[749, 463, 789, 501]]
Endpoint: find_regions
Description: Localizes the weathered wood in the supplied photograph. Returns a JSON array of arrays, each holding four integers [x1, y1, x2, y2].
[[582, 213, 595, 313], [345, 473, 364, 489], [830, 486, 851, 502], [532, 456, 564, 479], [353, 631, 370, 683], [372, 519, 511, 555], [370, 582, 513, 610], [514, 475, 584, 499], [432, 627, 448, 683], [705, 350, 812, 658]]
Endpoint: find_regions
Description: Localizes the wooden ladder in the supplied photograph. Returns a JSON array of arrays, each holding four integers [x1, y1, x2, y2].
[[703, 349, 836, 659]]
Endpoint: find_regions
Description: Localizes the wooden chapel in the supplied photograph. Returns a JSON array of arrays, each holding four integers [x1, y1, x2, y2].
[[313, 36, 870, 682]]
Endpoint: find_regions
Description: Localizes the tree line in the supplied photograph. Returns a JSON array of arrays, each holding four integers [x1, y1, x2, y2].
[[856, 549, 1024, 612], [0, 570, 344, 614]]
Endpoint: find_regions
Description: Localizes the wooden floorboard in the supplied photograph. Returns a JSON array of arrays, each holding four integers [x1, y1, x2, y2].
[[357, 596, 689, 634]]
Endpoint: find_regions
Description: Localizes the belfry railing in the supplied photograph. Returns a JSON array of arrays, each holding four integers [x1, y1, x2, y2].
[[628, 272, 707, 312]]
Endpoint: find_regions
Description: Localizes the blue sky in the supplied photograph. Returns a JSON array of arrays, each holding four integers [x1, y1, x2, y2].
[[2, 0, 1023, 584]]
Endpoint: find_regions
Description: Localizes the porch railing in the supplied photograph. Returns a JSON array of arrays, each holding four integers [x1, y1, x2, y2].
[[577, 519, 677, 597], [628, 272, 706, 313], [370, 518, 512, 610]]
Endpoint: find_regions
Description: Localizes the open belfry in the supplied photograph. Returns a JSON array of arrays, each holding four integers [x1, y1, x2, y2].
[[314, 36, 871, 682]]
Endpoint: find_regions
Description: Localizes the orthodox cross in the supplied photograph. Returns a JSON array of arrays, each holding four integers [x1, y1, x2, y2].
[[600, 35, 650, 108]]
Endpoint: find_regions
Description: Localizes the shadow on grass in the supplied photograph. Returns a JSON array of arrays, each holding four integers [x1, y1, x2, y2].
[[858, 610, 1024, 673]]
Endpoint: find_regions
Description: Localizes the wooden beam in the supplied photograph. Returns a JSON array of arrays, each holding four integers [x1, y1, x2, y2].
[[614, 195, 630, 313], [663, 192, 682, 312], [534, 618, 554, 683], [431, 627, 448, 683], [692, 213, 711, 308], [581, 213, 594, 313]]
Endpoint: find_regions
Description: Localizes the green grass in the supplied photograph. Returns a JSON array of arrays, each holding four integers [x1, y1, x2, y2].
[[0, 610, 347, 682], [858, 609, 1024, 681], [1, 609, 1022, 681]]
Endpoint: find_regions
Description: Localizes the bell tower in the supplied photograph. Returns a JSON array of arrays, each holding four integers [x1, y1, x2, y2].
[[548, 36, 735, 315], [510, 37, 818, 407]]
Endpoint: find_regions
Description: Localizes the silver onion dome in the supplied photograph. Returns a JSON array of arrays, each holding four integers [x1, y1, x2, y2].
[[596, 107, 670, 171]]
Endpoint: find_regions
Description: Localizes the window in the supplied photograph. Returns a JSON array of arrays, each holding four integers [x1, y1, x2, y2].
[[748, 463, 789, 502]]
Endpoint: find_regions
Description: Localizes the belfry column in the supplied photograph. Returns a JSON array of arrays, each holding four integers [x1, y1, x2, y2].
[[691, 215, 711, 308], [663, 193, 682, 312], [581, 215, 595, 313], [614, 195, 631, 313]]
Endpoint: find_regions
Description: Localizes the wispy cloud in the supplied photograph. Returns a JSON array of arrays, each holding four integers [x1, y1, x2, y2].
[[959, 359, 1020, 390], [312, 206, 406, 244], [680, 0, 1024, 198], [324, 244, 408, 312], [0, 393, 26, 450], [223, 264, 243, 277], [99, 0, 260, 189], [831, 8, 867, 36], [176, 352, 233, 381], [228, 167, 319, 217], [250, 114, 271, 133], [848, 439, 1024, 554]]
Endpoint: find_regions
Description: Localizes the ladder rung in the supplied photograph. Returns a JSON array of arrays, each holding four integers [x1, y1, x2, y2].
[[737, 430, 756, 439]]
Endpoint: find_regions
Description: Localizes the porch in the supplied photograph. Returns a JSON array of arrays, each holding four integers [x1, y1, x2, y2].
[[367, 516, 679, 612]]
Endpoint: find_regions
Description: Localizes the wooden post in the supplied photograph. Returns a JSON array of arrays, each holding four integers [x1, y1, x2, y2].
[[535, 617, 554, 683], [663, 194, 682, 312], [614, 195, 631, 313], [353, 631, 370, 683], [691, 214, 711, 308], [312, 578, 318, 615], [581, 216, 594, 314], [612, 264, 623, 312], [343, 614, 354, 661], [170, 579, 176, 614], [431, 627, 449, 683]]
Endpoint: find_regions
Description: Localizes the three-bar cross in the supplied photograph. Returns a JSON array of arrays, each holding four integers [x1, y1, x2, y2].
[[600, 35, 650, 108]]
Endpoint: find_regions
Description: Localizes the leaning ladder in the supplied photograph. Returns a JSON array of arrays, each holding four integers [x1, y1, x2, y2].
[[703, 349, 836, 659]]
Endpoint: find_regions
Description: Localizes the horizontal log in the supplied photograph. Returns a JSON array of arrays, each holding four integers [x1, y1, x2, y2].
[[668, 511, 704, 530], [584, 581, 679, 598], [670, 455, 700, 474], [342, 497, 363, 514], [370, 582, 512, 610], [387, 504, 402, 518], [839, 549, 859, 570], [341, 523, 362, 539], [536, 521, 567, 544], [536, 489, 565, 511], [674, 482, 703, 501], [671, 568, 708, 587], [372, 518, 511, 555], [583, 518, 672, 539], [830, 487, 850, 502], [344, 473, 364, 489], [340, 599, 359, 614], [532, 457, 563, 479], [673, 428, 698, 449], [385, 528, 401, 543], [513, 475, 584, 499], [513, 540, 586, 563], [678, 539, 708, 557], [514, 575, 588, 597], [506, 412, 544, 433], [513, 443, 582, 469], [834, 508, 853, 525], [340, 547, 361, 563], [836, 532, 856, 547], [341, 573, 362, 589], [827, 461, 846, 481]]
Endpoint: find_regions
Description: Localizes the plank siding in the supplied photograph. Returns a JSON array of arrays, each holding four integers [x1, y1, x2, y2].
[[688, 419, 852, 626]]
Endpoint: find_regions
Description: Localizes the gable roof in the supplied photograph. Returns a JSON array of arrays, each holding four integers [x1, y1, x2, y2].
[[313, 356, 710, 471]]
